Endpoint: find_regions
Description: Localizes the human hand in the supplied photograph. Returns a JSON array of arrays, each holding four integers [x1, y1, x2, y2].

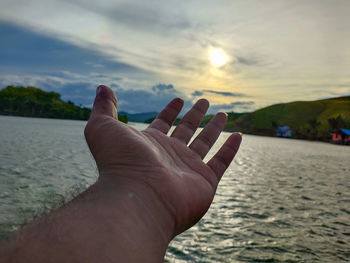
[[85, 85, 242, 238], [0, 85, 242, 263]]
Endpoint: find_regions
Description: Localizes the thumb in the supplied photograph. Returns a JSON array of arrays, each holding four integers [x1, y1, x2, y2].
[[91, 85, 118, 119]]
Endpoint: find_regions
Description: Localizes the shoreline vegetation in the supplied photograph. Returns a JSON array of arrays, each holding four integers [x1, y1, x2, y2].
[[0, 86, 128, 123], [1, 86, 349, 142]]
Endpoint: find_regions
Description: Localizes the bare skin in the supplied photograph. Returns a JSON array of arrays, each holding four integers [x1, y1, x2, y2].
[[0, 85, 241, 263]]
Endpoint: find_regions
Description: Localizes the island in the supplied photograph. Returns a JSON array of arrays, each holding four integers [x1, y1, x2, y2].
[[0, 86, 128, 123], [226, 96, 350, 142]]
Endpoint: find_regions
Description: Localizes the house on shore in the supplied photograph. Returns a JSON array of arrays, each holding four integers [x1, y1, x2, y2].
[[276, 126, 292, 138], [331, 129, 350, 145]]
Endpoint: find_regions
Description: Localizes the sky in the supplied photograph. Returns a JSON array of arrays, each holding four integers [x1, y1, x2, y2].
[[0, 0, 349, 114]]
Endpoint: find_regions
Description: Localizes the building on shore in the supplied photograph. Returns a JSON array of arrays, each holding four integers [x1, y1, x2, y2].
[[331, 129, 350, 145], [276, 126, 292, 138]]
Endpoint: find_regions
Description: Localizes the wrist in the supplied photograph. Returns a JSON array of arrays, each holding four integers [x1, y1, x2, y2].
[[1, 175, 175, 263], [87, 175, 176, 260], [64, 176, 175, 262], [92, 174, 176, 241]]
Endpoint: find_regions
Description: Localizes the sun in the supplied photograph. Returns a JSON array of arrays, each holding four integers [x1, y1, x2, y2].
[[210, 48, 228, 67]]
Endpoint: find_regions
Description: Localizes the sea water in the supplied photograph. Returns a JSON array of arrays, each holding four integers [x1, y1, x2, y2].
[[0, 116, 349, 262]]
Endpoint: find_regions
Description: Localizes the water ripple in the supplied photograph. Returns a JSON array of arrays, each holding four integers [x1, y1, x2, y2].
[[1, 117, 350, 262]]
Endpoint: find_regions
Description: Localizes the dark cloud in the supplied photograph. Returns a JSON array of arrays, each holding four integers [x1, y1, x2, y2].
[[234, 53, 275, 68], [191, 90, 204, 97], [204, 90, 247, 97], [0, 21, 144, 75], [114, 84, 183, 113], [0, 71, 184, 113], [58, 82, 95, 103], [209, 101, 255, 113], [191, 89, 248, 98], [152, 83, 175, 92], [0, 21, 169, 110], [110, 83, 120, 88], [236, 56, 260, 66]]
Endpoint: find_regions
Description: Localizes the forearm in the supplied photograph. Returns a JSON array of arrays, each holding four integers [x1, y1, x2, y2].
[[0, 178, 175, 263]]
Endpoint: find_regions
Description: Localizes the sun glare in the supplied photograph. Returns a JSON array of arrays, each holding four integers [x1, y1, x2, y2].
[[210, 48, 228, 67]]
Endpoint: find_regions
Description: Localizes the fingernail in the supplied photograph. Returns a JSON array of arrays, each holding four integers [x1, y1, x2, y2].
[[238, 132, 243, 136], [96, 85, 102, 95], [97, 85, 107, 95]]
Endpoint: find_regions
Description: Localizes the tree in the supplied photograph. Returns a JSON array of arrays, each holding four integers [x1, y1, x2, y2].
[[328, 115, 346, 131], [308, 119, 320, 139]]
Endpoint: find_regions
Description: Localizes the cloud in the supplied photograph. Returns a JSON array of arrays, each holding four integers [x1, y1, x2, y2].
[[191, 89, 248, 98], [190, 90, 254, 113], [0, 73, 97, 106], [209, 101, 255, 113], [0, 21, 145, 75], [0, 71, 185, 113], [69, 0, 191, 34], [110, 83, 120, 88], [191, 90, 204, 97], [85, 62, 105, 68], [152, 83, 175, 92], [1, 0, 349, 112], [236, 56, 260, 66], [204, 90, 247, 97], [113, 83, 185, 113], [233, 53, 276, 69], [0, 74, 68, 91]]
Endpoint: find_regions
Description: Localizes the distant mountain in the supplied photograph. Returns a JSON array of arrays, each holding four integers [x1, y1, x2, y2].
[[119, 111, 158, 122], [228, 95, 350, 141]]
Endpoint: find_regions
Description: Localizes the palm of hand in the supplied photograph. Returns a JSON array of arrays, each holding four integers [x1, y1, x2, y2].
[[85, 86, 241, 236]]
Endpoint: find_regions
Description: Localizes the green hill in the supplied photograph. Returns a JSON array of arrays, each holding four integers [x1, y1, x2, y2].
[[228, 96, 350, 140], [0, 86, 128, 122]]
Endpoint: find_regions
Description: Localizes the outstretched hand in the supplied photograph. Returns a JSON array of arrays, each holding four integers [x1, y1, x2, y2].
[[0, 84, 242, 263], [85, 85, 242, 237]]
